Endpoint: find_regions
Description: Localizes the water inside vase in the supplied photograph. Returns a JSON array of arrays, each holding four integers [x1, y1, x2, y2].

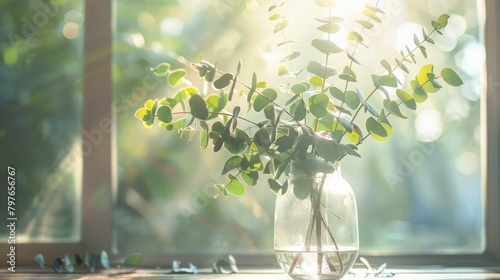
[[275, 246, 358, 280]]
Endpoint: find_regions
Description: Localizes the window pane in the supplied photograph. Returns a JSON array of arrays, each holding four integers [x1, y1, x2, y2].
[[113, 0, 483, 254], [0, 0, 83, 242]]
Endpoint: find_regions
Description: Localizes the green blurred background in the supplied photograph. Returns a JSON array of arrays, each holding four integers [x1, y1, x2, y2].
[[0, 0, 484, 256]]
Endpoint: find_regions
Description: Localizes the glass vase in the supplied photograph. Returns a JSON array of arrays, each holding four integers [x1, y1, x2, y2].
[[274, 161, 359, 280]]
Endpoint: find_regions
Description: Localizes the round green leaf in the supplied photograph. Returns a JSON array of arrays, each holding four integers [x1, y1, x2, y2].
[[436, 14, 450, 29], [134, 108, 150, 121], [441, 68, 463, 86], [281, 51, 301, 62], [291, 177, 312, 200], [144, 99, 155, 110], [274, 19, 289, 33], [199, 121, 209, 150], [383, 99, 407, 119], [268, 178, 283, 194], [224, 135, 246, 154], [356, 20, 374, 29], [253, 88, 277, 112], [308, 93, 329, 118], [315, 0, 336, 7], [291, 83, 307, 95], [253, 128, 272, 149], [345, 90, 360, 110], [379, 75, 397, 87], [310, 75, 323, 87], [241, 171, 259, 186], [213, 73, 234, 89], [313, 135, 341, 163], [311, 39, 343, 55], [168, 69, 187, 86], [317, 22, 340, 33], [364, 102, 380, 118], [124, 253, 143, 266], [329, 87, 344, 102], [396, 89, 416, 110], [332, 111, 353, 133], [226, 175, 245, 196], [278, 65, 288, 76], [339, 73, 357, 82], [307, 61, 337, 78], [378, 113, 393, 141], [150, 62, 170, 76], [347, 123, 363, 145], [366, 117, 388, 142], [348, 31, 363, 43], [206, 93, 228, 115], [269, 13, 281, 21], [417, 64, 439, 93], [157, 106, 173, 123], [411, 80, 429, 103], [241, 154, 262, 172], [222, 156, 242, 175], [189, 95, 209, 120]]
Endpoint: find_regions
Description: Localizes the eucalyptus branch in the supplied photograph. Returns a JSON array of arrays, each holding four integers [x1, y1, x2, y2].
[[213, 148, 270, 198], [314, 7, 334, 132], [210, 67, 301, 128], [273, 0, 300, 84], [337, 75, 439, 162], [171, 111, 260, 127], [333, 0, 381, 133], [338, 27, 439, 142]]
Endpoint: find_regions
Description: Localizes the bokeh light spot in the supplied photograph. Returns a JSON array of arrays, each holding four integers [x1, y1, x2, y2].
[[3, 47, 17, 65], [446, 96, 470, 121], [138, 12, 156, 31], [63, 22, 79, 39], [130, 33, 145, 48], [161, 18, 183, 37], [454, 41, 485, 77], [395, 23, 422, 52], [456, 151, 479, 175], [415, 108, 443, 142]]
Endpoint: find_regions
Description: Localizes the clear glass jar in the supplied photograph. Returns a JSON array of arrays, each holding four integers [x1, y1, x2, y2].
[[274, 161, 358, 280]]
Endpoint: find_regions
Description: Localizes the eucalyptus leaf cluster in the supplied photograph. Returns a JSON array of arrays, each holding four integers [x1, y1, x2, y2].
[[135, 0, 463, 199]]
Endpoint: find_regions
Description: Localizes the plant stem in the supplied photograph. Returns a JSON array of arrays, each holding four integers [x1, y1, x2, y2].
[[315, 193, 323, 274], [337, 76, 437, 161], [314, 7, 333, 133], [287, 173, 328, 276], [315, 174, 326, 274], [336, 26, 438, 144], [333, 0, 380, 134], [320, 212, 343, 275], [171, 111, 260, 126], [273, 0, 300, 85]]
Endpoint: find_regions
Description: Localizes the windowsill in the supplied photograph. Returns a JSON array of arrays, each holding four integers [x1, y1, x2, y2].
[[5, 267, 500, 279]]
